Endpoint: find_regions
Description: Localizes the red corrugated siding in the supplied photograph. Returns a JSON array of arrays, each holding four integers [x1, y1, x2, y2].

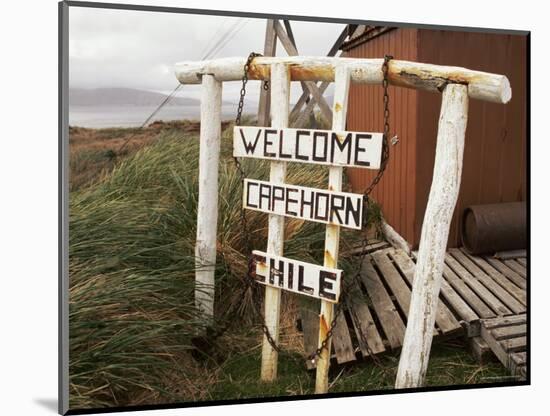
[[345, 28, 527, 248], [416, 30, 527, 248], [345, 28, 419, 245]]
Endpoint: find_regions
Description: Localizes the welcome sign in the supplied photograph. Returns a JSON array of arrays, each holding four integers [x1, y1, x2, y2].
[[233, 126, 383, 169]]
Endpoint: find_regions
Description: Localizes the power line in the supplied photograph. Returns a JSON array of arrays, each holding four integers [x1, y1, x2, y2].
[[115, 18, 250, 155]]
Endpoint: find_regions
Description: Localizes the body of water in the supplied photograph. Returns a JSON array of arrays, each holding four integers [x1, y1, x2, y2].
[[69, 105, 241, 128]]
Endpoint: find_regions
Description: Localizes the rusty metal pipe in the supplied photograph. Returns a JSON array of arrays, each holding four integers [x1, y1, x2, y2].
[[461, 202, 527, 255]]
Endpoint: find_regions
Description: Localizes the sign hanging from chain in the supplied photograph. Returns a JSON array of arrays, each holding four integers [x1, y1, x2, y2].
[[234, 126, 383, 169], [251, 250, 342, 302], [243, 179, 364, 230]]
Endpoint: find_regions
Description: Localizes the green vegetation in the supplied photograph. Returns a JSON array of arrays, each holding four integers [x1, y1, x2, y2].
[[69, 123, 508, 410]]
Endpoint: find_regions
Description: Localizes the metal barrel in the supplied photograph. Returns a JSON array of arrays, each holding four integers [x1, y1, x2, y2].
[[461, 202, 527, 255]]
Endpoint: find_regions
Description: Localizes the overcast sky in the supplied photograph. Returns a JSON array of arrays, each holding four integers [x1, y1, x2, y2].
[[69, 6, 345, 104]]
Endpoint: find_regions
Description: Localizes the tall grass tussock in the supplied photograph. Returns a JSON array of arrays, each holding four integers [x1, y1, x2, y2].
[[69, 123, 364, 408]]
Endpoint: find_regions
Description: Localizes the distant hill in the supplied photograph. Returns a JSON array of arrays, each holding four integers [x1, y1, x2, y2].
[[69, 87, 202, 107]]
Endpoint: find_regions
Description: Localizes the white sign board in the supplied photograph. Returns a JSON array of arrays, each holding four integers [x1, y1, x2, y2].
[[234, 126, 383, 169], [243, 179, 364, 230], [251, 250, 342, 302]]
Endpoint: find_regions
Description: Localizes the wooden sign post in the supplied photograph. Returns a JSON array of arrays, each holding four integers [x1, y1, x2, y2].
[[177, 55, 511, 392], [260, 62, 290, 382], [315, 65, 351, 394]]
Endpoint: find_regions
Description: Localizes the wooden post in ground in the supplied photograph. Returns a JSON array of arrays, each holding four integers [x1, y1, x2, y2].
[[195, 74, 223, 326], [395, 84, 469, 388], [315, 65, 351, 394], [260, 63, 290, 381], [257, 20, 277, 127]]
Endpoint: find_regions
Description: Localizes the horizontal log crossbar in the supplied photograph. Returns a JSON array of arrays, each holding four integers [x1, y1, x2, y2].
[[175, 56, 511, 103]]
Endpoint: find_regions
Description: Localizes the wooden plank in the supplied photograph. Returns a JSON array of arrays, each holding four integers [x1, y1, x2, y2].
[[383, 249, 461, 334], [449, 249, 525, 314], [359, 257, 406, 349], [483, 314, 527, 329], [504, 259, 527, 278], [461, 249, 527, 293], [501, 336, 526, 352], [372, 251, 438, 336], [517, 258, 527, 267], [243, 179, 364, 230], [445, 253, 511, 316], [442, 263, 495, 319], [300, 307, 320, 370], [492, 324, 526, 340], [510, 352, 527, 379], [480, 324, 508, 367], [348, 240, 389, 256], [346, 279, 386, 357], [494, 249, 527, 260], [469, 336, 495, 363], [511, 351, 526, 366], [391, 249, 478, 324], [331, 309, 356, 364], [485, 256, 526, 288], [233, 126, 383, 169]]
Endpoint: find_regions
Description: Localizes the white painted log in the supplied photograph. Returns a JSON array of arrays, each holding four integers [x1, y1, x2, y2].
[[260, 63, 290, 382], [315, 65, 351, 394], [381, 218, 412, 255], [195, 75, 222, 326], [175, 56, 511, 103], [395, 84, 469, 388], [257, 19, 277, 127]]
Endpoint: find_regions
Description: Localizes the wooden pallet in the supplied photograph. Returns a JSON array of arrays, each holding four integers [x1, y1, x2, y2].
[[299, 246, 527, 370], [480, 315, 527, 380]]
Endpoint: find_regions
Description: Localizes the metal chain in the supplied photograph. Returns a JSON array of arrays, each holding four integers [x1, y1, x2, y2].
[[233, 52, 281, 353]]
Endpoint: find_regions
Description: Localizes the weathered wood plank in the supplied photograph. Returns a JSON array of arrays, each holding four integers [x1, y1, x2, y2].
[[449, 249, 525, 314], [443, 263, 494, 319], [517, 258, 527, 267], [461, 248, 527, 293], [485, 256, 526, 288], [360, 256, 406, 349], [372, 251, 438, 336], [503, 259, 527, 278], [483, 314, 527, 329], [501, 336, 526, 352], [492, 324, 526, 340], [445, 253, 511, 316], [346, 279, 386, 357], [331, 309, 356, 364], [300, 307, 320, 370], [391, 249, 478, 324]]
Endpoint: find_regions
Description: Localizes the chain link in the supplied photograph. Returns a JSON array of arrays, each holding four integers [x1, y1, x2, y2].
[[232, 53, 394, 365]]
